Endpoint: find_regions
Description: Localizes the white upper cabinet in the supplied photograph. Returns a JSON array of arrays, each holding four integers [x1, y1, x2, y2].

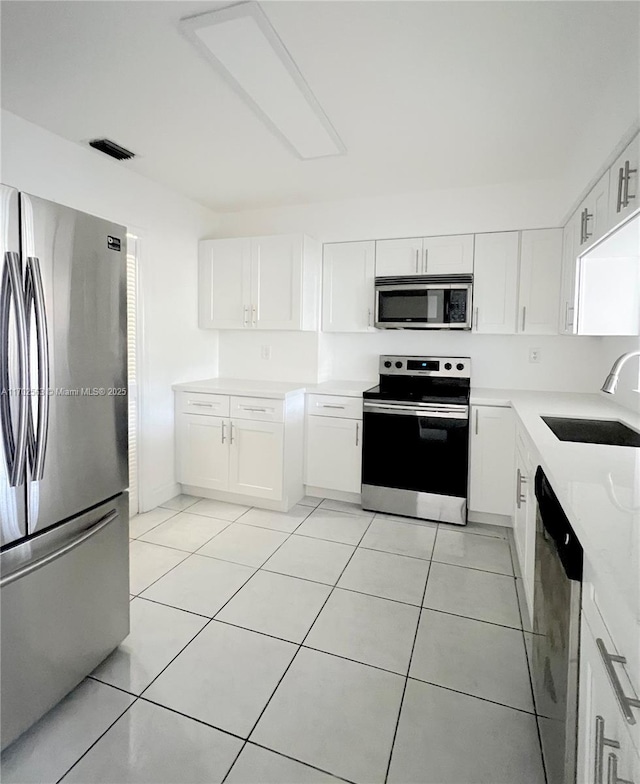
[[322, 241, 375, 332], [577, 171, 611, 252], [423, 234, 474, 274], [375, 234, 473, 277], [559, 211, 581, 334], [472, 232, 519, 333], [199, 238, 251, 329], [609, 132, 640, 227], [375, 237, 423, 277], [199, 234, 320, 330], [517, 228, 563, 334]]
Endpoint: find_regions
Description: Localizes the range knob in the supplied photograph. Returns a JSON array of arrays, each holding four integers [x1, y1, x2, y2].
[[444, 362, 452, 370], [384, 361, 392, 369], [456, 363, 465, 371], [395, 361, 403, 369]]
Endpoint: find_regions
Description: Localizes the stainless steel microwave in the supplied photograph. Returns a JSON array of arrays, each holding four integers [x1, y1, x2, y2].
[[374, 275, 473, 329]]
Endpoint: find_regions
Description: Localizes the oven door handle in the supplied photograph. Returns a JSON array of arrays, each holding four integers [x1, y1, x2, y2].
[[363, 403, 468, 420]]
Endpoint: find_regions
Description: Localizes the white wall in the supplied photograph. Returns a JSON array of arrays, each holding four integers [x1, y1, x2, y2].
[[1, 110, 220, 511], [215, 177, 566, 243]]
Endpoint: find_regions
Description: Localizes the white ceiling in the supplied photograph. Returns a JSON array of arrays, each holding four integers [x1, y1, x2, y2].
[[2, 1, 638, 212]]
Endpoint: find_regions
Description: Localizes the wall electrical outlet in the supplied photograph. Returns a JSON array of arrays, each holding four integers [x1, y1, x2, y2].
[[529, 347, 541, 363], [260, 345, 272, 360]]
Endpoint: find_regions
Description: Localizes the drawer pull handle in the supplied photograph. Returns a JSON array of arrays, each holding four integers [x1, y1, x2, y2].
[[597, 638, 640, 725], [355, 422, 360, 446], [607, 753, 635, 784], [191, 402, 214, 408], [241, 407, 268, 413], [595, 716, 620, 784], [229, 422, 234, 444], [320, 404, 346, 409]]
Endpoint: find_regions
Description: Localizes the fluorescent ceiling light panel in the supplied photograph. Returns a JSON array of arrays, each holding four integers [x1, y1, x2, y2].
[[180, 2, 346, 160]]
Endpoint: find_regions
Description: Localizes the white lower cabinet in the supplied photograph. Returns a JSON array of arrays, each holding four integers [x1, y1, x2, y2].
[[176, 414, 229, 491], [304, 394, 362, 498], [578, 606, 640, 784], [468, 405, 515, 516], [305, 416, 361, 493], [513, 432, 536, 620], [228, 419, 283, 500], [175, 391, 304, 511]]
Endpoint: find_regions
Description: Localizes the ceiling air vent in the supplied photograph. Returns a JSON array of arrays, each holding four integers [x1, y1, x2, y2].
[[88, 138, 135, 161]]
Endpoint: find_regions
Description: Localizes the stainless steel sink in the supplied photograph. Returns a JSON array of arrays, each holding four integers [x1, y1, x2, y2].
[[541, 416, 640, 447]]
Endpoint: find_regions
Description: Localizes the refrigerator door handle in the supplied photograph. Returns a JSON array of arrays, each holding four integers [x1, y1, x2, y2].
[[25, 256, 50, 480], [1, 251, 29, 487], [0, 508, 118, 588]]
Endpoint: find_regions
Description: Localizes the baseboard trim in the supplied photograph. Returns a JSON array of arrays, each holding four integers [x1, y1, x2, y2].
[[142, 482, 181, 513], [181, 484, 297, 513], [467, 510, 513, 528], [304, 486, 361, 504]]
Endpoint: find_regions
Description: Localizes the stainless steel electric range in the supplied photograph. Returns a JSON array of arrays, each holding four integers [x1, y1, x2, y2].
[[361, 355, 471, 525]]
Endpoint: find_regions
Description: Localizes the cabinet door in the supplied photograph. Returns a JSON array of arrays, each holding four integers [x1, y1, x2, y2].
[[322, 241, 375, 332], [176, 414, 229, 490], [228, 419, 284, 500], [305, 416, 362, 494], [559, 212, 581, 334], [577, 615, 640, 784], [518, 228, 563, 335], [251, 235, 303, 330], [468, 406, 515, 516], [423, 234, 474, 275], [609, 132, 640, 227], [199, 239, 251, 329], [513, 442, 535, 618], [375, 238, 423, 277], [578, 171, 611, 251], [472, 232, 519, 333]]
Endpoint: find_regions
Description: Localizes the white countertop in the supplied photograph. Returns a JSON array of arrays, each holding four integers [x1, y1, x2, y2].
[[172, 378, 374, 399], [477, 388, 640, 672], [172, 378, 307, 399]]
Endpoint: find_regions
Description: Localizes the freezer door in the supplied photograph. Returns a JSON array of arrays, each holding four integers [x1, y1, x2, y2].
[[0, 185, 27, 546], [1, 492, 129, 750], [21, 193, 128, 534]]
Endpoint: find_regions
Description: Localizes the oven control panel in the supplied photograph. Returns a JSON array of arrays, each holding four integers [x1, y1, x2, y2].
[[379, 355, 471, 378]]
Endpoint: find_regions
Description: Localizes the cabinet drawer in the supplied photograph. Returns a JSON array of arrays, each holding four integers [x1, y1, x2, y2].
[[307, 394, 363, 420], [177, 391, 230, 417], [230, 396, 284, 422]]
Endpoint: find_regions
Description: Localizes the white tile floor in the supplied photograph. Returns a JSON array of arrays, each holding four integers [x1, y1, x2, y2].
[[1, 496, 547, 784]]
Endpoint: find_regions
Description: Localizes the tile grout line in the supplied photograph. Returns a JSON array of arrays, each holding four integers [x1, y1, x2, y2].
[[53, 500, 333, 784], [383, 525, 438, 784], [54, 695, 140, 783], [221, 511, 376, 784]]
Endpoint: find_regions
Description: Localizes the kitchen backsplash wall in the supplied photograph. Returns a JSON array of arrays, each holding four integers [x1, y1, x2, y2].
[[217, 329, 607, 394]]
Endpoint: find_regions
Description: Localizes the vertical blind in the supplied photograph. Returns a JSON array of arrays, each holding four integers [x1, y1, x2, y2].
[[126, 234, 138, 518]]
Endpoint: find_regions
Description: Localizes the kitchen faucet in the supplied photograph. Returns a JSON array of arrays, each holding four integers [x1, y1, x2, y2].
[[601, 350, 640, 394]]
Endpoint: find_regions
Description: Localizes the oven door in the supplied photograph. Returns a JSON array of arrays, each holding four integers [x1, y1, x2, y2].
[[375, 283, 471, 329], [361, 401, 469, 522]]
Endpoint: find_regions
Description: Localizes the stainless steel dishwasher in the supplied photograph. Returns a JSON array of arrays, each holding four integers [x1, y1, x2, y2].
[[532, 467, 584, 784]]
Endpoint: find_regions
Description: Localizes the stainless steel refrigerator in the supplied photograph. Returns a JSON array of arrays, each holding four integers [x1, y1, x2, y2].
[[0, 184, 130, 750]]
